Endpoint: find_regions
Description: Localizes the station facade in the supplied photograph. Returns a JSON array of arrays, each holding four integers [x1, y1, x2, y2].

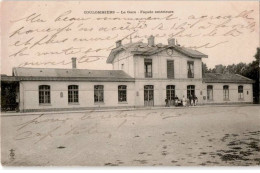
[[1, 36, 254, 112]]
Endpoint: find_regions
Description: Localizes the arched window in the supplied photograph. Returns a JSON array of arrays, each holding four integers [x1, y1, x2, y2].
[[144, 85, 154, 106], [39, 85, 51, 104], [207, 85, 213, 100], [223, 85, 229, 100], [187, 85, 195, 98], [118, 85, 127, 102], [166, 85, 175, 101], [144, 85, 154, 90], [68, 85, 79, 103], [94, 85, 104, 103], [238, 85, 244, 99]]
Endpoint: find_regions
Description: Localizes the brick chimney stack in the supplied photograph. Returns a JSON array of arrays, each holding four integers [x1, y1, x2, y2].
[[168, 38, 176, 46], [148, 35, 155, 46], [116, 40, 122, 47], [72, 57, 77, 69]]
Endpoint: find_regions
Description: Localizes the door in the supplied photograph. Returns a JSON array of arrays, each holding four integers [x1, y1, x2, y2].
[[166, 85, 175, 106], [1, 81, 19, 112], [187, 85, 195, 98], [144, 85, 154, 106]]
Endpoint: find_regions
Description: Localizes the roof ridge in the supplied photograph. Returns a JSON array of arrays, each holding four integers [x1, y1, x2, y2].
[[14, 67, 124, 72], [203, 72, 254, 84], [107, 41, 208, 63]]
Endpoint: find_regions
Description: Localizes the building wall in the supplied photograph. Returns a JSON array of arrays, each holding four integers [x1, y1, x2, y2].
[[133, 49, 202, 79], [112, 51, 134, 77], [18, 80, 253, 112], [133, 81, 253, 107], [17, 48, 253, 112], [201, 83, 253, 104], [134, 79, 204, 107], [110, 48, 253, 107], [19, 81, 135, 111]]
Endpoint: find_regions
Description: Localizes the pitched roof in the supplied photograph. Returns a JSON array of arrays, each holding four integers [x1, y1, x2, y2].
[[203, 73, 254, 84], [12, 67, 134, 82], [107, 42, 208, 63]]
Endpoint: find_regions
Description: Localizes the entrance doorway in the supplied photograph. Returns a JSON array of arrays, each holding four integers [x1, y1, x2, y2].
[[1, 80, 19, 112], [166, 85, 175, 106], [187, 85, 195, 98], [144, 85, 154, 107]]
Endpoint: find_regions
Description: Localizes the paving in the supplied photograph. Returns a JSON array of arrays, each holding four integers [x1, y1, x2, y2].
[[1, 105, 260, 166]]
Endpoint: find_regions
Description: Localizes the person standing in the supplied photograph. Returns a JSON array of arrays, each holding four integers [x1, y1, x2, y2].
[[188, 95, 192, 106], [174, 95, 179, 106], [182, 95, 186, 107], [194, 95, 198, 106], [165, 98, 169, 107]]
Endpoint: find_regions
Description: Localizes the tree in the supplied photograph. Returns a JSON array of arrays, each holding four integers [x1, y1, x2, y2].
[[255, 47, 260, 61], [202, 62, 209, 76]]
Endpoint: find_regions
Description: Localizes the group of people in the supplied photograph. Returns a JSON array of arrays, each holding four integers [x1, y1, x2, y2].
[[165, 95, 198, 107]]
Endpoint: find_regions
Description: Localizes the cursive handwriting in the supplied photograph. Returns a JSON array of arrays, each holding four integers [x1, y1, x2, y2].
[[16, 114, 72, 131], [10, 13, 46, 23], [6, 9, 257, 67], [12, 109, 166, 144]]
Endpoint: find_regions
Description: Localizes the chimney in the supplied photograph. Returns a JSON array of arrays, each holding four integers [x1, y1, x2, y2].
[[116, 40, 122, 47], [168, 38, 175, 46], [215, 64, 223, 73], [71, 57, 77, 69], [148, 35, 155, 46]]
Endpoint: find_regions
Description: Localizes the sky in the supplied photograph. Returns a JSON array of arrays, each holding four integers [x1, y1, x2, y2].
[[1, 1, 259, 75]]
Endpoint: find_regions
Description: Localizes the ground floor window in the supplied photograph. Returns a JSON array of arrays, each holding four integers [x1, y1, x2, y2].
[[166, 85, 175, 101], [94, 85, 104, 103], [238, 85, 244, 99], [39, 85, 51, 104], [68, 85, 79, 103], [187, 85, 195, 98], [207, 85, 213, 100], [223, 85, 229, 100], [118, 85, 127, 102]]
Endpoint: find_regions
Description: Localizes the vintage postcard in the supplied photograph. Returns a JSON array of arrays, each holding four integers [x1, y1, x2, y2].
[[1, 0, 260, 167]]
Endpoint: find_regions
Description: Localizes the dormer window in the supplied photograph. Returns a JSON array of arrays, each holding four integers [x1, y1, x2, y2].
[[144, 59, 152, 78], [187, 61, 194, 78]]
